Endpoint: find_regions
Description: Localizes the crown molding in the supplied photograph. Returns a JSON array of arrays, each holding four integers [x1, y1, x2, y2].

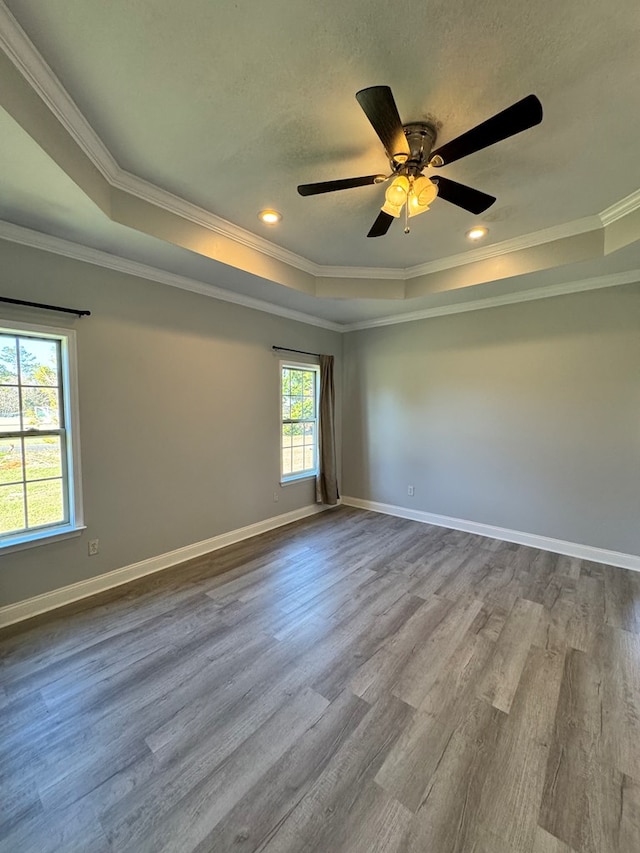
[[2, 220, 638, 333], [0, 2, 118, 181], [314, 216, 604, 281], [600, 188, 640, 227], [342, 269, 640, 331], [402, 216, 603, 279], [316, 264, 407, 280], [0, 2, 320, 277], [109, 168, 320, 276], [0, 221, 343, 332]]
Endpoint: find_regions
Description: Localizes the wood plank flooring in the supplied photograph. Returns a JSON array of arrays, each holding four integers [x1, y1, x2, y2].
[[1, 506, 640, 852]]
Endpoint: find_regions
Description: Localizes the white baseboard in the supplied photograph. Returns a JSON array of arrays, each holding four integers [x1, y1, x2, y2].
[[342, 496, 640, 573], [0, 504, 329, 628], [5, 497, 637, 629]]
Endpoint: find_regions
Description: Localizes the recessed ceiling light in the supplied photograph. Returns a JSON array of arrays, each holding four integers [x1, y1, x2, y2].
[[258, 209, 282, 225], [466, 226, 488, 241]]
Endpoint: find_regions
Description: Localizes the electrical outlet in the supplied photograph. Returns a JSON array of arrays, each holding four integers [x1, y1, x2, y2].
[[88, 538, 99, 556], [273, 491, 279, 502], [407, 485, 415, 497]]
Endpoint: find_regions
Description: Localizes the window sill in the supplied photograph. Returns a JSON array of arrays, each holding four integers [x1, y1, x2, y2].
[[0, 524, 86, 555], [280, 473, 317, 486]]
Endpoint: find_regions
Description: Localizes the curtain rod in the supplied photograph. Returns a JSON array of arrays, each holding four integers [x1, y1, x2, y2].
[[272, 345, 321, 358], [0, 296, 91, 317]]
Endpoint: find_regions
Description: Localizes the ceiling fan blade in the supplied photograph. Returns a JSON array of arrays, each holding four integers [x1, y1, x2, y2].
[[435, 176, 496, 214], [367, 210, 395, 238], [429, 95, 543, 167], [297, 174, 386, 196], [356, 86, 410, 161]]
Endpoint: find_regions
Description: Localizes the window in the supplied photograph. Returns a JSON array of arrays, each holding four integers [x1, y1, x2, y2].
[[0, 320, 83, 551], [280, 362, 319, 482]]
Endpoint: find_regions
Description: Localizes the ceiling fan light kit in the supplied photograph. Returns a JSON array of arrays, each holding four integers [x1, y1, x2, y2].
[[381, 173, 439, 231], [385, 175, 410, 208], [297, 86, 543, 238]]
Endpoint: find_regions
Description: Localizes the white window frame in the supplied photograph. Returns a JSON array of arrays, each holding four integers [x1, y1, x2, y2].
[[279, 360, 320, 484], [0, 318, 84, 553]]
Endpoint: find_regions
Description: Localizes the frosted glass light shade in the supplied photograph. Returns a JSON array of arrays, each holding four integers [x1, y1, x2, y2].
[[406, 176, 438, 217], [413, 176, 438, 206], [385, 175, 409, 207], [407, 194, 430, 218], [381, 199, 403, 217]]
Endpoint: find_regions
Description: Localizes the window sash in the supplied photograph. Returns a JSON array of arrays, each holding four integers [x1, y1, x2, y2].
[[1, 428, 64, 439], [280, 363, 319, 481], [0, 320, 83, 549]]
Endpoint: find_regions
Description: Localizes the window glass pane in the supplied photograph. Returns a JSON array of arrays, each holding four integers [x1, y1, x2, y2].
[[281, 427, 292, 449], [281, 368, 290, 395], [290, 371, 303, 396], [304, 423, 314, 441], [26, 479, 65, 528], [292, 446, 304, 472], [304, 447, 315, 470], [19, 338, 59, 386], [0, 337, 18, 385], [24, 436, 62, 481], [303, 372, 315, 395], [290, 396, 304, 419], [22, 386, 60, 430], [281, 396, 290, 419], [0, 438, 23, 485], [291, 423, 304, 445], [0, 482, 25, 533], [302, 398, 315, 419], [282, 447, 292, 476], [0, 387, 21, 432]]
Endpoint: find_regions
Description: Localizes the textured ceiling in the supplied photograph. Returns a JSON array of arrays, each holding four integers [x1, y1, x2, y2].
[[1, 0, 640, 322]]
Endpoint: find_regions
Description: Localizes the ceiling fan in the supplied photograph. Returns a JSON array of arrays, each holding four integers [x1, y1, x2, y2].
[[297, 86, 543, 237]]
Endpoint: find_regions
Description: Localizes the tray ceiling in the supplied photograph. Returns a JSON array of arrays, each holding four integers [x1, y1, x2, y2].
[[0, 0, 639, 325]]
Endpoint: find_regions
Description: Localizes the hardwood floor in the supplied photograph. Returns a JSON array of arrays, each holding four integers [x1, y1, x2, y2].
[[1, 506, 639, 852]]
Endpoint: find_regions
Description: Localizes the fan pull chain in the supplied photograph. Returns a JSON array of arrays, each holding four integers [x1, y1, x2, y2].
[[404, 190, 410, 234]]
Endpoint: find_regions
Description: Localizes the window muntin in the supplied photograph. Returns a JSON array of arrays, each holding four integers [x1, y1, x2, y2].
[[0, 322, 82, 549], [281, 363, 319, 481]]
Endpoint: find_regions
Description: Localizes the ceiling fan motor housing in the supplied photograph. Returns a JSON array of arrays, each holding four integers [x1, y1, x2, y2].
[[394, 122, 438, 174]]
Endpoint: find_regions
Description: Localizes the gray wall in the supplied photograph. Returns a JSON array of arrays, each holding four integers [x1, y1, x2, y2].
[[0, 241, 342, 605], [2, 237, 638, 609], [342, 284, 640, 556]]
